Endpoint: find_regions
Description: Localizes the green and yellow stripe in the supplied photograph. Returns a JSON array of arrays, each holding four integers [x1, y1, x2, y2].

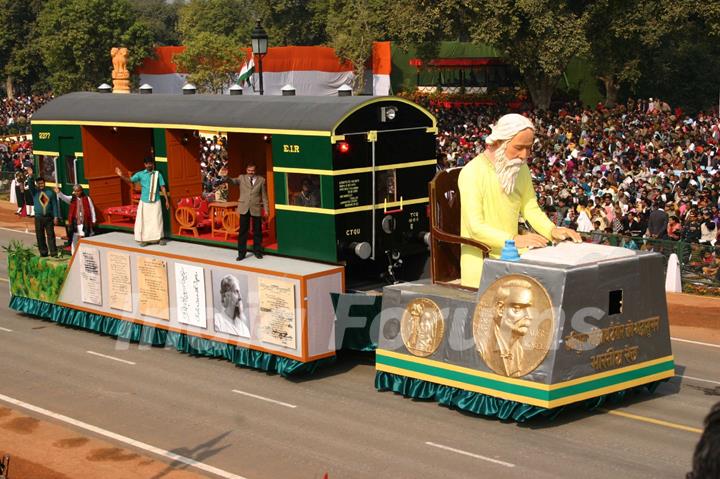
[[376, 349, 674, 408]]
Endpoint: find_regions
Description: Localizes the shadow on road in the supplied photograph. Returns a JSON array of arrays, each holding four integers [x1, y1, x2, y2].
[[150, 431, 232, 479]]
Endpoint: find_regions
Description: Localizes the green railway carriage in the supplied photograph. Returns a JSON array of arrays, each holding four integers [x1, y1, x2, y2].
[[31, 93, 437, 284]]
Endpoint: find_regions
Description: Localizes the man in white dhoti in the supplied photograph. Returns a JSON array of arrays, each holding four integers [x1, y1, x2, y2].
[[115, 158, 170, 246]]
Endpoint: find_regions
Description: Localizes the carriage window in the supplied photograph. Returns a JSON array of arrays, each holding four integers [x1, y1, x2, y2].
[[38, 155, 57, 182], [288, 174, 321, 207], [64, 155, 76, 185], [375, 169, 397, 204]]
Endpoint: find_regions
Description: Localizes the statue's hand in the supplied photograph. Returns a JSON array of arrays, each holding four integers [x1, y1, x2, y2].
[[513, 233, 549, 249], [551, 227, 582, 243]]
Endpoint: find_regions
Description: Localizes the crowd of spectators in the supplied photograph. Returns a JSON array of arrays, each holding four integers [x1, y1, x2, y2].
[[427, 97, 720, 280], [199, 134, 230, 201], [4, 135, 37, 216], [0, 135, 33, 173], [0, 94, 52, 135]]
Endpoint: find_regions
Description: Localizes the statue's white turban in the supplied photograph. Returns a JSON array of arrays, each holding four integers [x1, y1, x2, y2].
[[485, 113, 535, 145]]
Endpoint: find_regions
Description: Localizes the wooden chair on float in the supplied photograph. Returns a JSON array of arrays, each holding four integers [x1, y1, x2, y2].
[[222, 210, 240, 240], [429, 167, 490, 289], [176, 205, 199, 237]]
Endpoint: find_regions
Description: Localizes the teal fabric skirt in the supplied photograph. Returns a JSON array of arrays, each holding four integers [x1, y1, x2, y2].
[[10, 296, 332, 377], [375, 370, 663, 422]]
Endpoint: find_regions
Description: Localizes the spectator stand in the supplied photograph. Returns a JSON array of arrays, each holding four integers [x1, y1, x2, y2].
[[579, 231, 720, 295]]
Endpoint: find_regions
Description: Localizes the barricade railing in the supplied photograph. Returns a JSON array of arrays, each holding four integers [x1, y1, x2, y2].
[[579, 231, 720, 296]]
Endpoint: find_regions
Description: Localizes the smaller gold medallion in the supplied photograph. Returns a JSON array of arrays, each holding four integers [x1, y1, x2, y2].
[[401, 298, 444, 357]]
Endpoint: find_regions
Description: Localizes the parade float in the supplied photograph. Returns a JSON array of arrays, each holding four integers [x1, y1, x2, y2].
[[8, 92, 673, 421]]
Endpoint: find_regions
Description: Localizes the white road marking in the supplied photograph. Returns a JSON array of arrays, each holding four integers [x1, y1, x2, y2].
[[0, 277, 8, 283], [0, 392, 248, 479], [86, 350, 136, 365], [671, 337, 720, 349], [676, 374, 720, 386], [0, 326, 12, 332], [425, 442, 515, 468], [231, 389, 297, 409]]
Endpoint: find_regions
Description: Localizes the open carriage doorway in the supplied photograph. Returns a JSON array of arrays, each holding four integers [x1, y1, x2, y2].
[[225, 132, 276, 249], [170, 131, 276, 249], [81, 125, 154, 227]]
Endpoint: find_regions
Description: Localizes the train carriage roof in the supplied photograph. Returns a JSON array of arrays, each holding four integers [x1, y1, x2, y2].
[[32, 92, 436, 137]]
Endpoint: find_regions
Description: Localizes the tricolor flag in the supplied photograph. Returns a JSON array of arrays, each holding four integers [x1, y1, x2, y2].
[[136, 43, 391, 96], [237, 57, 255, 87], [136, 46, 188, 94]]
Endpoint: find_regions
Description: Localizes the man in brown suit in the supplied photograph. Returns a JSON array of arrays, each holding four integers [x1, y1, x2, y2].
[[225, 164, 268, 260]]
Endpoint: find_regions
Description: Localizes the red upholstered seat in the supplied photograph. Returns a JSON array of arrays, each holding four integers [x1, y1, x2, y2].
[[104, 204, 138, 223], [197, 200, 209, 219]]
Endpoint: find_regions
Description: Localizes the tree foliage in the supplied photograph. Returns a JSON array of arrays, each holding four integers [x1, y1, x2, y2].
[[178, 0, 259, 44], [634, 1, 720, 113], [465, 0, 590, 109], [174, 32, 245, 93], [0, 0, 43, 95], [35, 0, 155, 94], [388, 0, 590, 109], [326, 0, 390, 93], [129, 0, 182, 46], [261, 0, 329, 46], [0, 0, 719, 111]]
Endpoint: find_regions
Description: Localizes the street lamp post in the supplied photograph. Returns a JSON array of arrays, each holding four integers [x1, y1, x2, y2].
[[251, 19, 268, 96]]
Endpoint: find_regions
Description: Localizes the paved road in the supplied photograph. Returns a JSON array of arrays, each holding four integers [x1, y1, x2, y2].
[[0, 228, 717, 478]]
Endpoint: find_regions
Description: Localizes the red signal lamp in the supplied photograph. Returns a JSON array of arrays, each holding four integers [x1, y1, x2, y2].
[[337, 141, 350, 154]]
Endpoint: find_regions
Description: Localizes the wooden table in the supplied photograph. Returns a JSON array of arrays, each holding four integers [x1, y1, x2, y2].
[[208, 201, 238, 237]]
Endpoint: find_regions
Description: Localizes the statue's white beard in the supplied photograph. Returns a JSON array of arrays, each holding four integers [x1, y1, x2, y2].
[[494, 143, 524, 195]]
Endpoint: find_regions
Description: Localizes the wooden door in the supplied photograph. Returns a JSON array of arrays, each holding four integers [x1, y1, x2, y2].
[[166, 129, 202, 233]]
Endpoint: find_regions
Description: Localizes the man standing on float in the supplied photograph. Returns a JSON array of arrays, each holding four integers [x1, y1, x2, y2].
[[458, 113, 582, 288], [116, 158, 170, 247]]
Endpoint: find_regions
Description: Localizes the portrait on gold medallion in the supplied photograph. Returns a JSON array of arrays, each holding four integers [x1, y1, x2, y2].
[[473, 275, 554, 377], [401, 298, 444, 357]]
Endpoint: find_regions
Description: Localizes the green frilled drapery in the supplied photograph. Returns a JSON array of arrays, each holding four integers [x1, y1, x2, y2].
[[10, 296, 332, 377], [375, 371, 663, 422]]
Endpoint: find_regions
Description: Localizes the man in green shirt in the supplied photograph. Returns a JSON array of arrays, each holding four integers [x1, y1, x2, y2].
[[116, 158, 170, 246]]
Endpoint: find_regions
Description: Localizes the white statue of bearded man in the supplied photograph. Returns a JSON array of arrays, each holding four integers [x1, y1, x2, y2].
[[457, 113, 581, 288]]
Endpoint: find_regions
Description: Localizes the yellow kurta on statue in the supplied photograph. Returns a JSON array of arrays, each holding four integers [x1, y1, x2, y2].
[[458, 154, 555, 288]]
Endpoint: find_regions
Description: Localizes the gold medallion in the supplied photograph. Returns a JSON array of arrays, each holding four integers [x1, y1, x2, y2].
[[473, 275, 554, 378], [401, 298, 444, 357]]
